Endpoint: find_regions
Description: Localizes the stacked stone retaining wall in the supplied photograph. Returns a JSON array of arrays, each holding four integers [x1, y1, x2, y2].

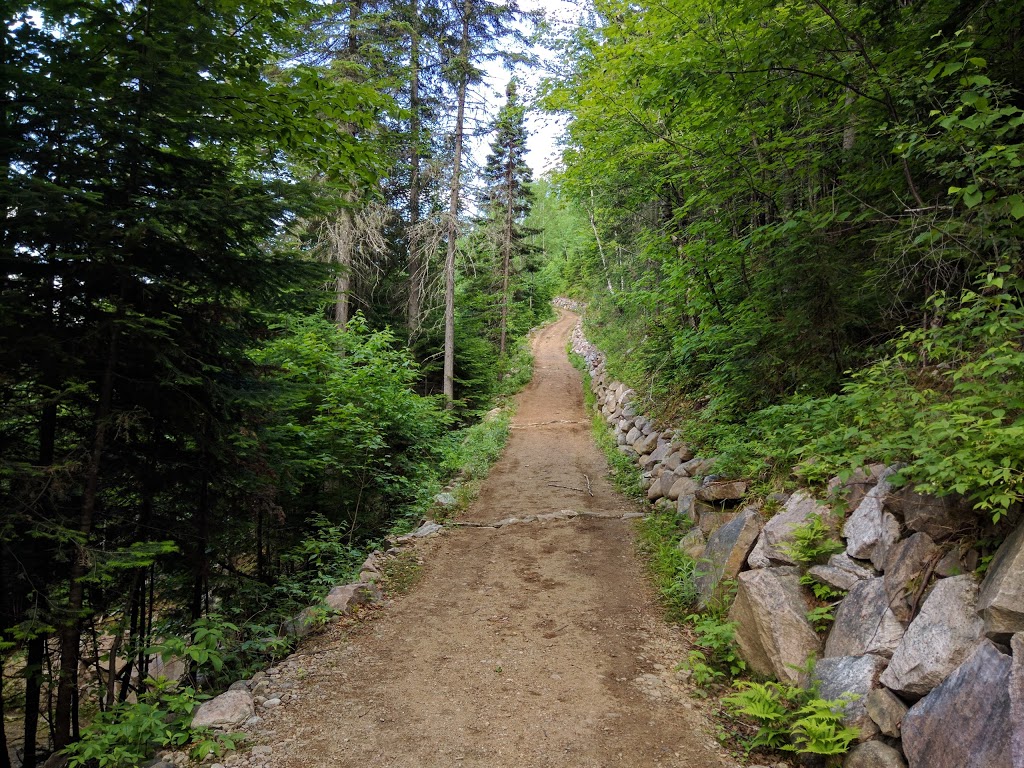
[[570, 317, 1023, 768]]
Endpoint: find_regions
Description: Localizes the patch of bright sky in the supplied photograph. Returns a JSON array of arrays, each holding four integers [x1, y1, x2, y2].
[[471, 0, 586, 178]]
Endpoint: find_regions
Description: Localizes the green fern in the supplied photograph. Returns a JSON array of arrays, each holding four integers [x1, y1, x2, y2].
[[785, 695, 861, 755], [781, 513, 845, 566], [722, 678, 860, 758]]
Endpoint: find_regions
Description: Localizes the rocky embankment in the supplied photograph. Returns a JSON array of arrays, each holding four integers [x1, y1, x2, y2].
[[569, 318, 1024, 768]]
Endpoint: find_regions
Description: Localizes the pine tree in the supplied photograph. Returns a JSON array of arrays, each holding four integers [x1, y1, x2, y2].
[[0, 0, 376, 752], [481, 80, 536, 355], [441, 0, 535, 402]]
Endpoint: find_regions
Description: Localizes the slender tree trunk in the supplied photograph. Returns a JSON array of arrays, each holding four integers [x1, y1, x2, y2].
[[333, 0, 363, 330], [54, 319, 119, 750], [22, 636, 44, 768], [499, 162, 514, 357], [406, 1, 424, 338], [191, 444, 211, 623], [333, 207, 356, 329], [443, 0, 472, 405], [25, 282, 58, 765], [0, 661, 9, 768], [588, 190, 614, 295], [842, 88, 857, 151]]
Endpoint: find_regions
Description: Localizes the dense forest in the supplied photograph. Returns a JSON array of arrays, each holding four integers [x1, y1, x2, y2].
[[1, 0, 557, 764], [547, 0, 1024, 523], [3, 0, 1023, 764]]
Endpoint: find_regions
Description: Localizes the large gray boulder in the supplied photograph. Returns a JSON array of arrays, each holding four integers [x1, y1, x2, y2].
[[677, 528, 706, 559], [901, 640, 1012, 768], [879, 574, 984, 697], [1011, 634, 1024, 767], [885, 486, 975, 540], [647, 474, 669, 502], [865, 687, 907, 738], [728, 567, 820, 685], [807, 553, 874, 592], [694, 507, 761, 610], [696, 505, 736, 536], [882, 532, 941, 623], [844, 741, 907, 768], [282, 606, 320, 638], [325, 582, 382, 613], [625, 426, 643, 445], [649, 441, 674, 464], [977, 519, 1024, 640], [680, 456, 716, 477], [813, 654, 889, 741], [824, 578, 906, 659], [634, 431, 660, 455], [192, 690, 255, 729], [844, 467, 901, 568], [674, 444, 696, 463], [747, 491, 832, 569], [667, 475, 698, 502], [677, 492, 696, 521], [827, 463, 888, 513], [639, 453, 660, 472], [661, 451, 683, 472], [695, 480, 747, 503]]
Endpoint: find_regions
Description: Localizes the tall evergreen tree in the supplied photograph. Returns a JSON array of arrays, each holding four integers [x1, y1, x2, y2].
[[481, 80, 535, 355], [440, 0, 534, 403], [0, 0, 377, 753]]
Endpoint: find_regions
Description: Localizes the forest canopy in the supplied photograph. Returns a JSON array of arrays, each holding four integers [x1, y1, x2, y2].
[[1, 1, 553, 764], [545, 0, 1024, 521]]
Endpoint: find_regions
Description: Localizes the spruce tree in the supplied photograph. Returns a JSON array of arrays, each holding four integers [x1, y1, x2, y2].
[[0, 0, 374, 752], [481, 80, 535, 355]]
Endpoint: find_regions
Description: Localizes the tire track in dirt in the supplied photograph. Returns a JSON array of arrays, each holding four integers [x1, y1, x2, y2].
[[253, 310, 736, 768]]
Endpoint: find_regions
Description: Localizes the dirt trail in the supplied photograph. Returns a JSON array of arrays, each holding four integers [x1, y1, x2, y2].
[[257, 310, 735, 768]]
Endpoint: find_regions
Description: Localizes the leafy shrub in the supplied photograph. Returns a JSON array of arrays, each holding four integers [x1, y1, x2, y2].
[[754, 273, 1024, 523], [249, 312, 450, 539], [683, 613, 746, 687], [64, 676, 237, 768]]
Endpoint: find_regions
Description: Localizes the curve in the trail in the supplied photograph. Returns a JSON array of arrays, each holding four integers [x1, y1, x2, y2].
[[247, 309, 736, 768]]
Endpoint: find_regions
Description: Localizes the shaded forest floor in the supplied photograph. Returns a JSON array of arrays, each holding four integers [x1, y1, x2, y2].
[[243, 310, 736, 767]]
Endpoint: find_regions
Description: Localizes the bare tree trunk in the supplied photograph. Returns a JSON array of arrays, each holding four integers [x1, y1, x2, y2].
[[842, 88, 857, 151], [0, 663, 9, 768], [333, 206, 356, 329], [54, 318, 119, 750], [443, 0, 472, 405], [406, 1, 424, 339], [588, 189, 614, 295], [21, 636, 44, 767], [334, 0, 363, 330], [499, 158, 514, 357]]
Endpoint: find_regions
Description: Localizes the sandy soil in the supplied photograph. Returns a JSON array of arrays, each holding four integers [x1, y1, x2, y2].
[[252, 310, 737, 768]]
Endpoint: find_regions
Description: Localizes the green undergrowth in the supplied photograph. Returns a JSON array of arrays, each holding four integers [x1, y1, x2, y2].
[[428, 335, 535, 521], [635, 511, 702, 619], [582, 272, 1024, 524], [60, 337, 534, 768], [430, 407, 515, 522], [378, 549, 423, 595]]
